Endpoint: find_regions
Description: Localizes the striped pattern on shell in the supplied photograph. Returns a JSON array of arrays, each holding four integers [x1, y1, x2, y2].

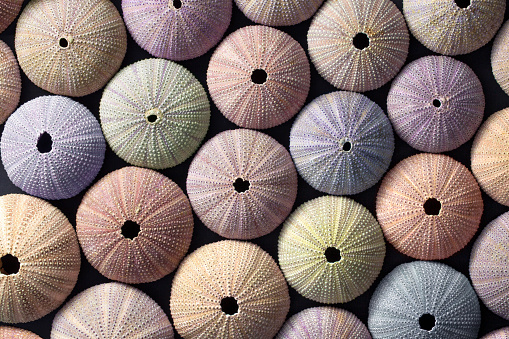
[[122, 0, 231, 61], [51, 282, 174, 339], [470, 212, 509, 320], [290, 91, 394, 195], [76, 167, 193, 284], [0, 0, 22, 33], [187, 129, 297, 239], [482, 328, 509, 339], [278, 196, 386, 304], [0, 327, 42, 338], [403, 0, 505, 55], [15, 0, 127, 97], [1, 96, 106, 200], [0, 40, 21, 124], [492, 20, 509, 96], [234, 0, 324, 26], [387, 56, 484, 153], [376, 153, 483, 260], [368, 261, 481, 339], [0, 194, 81, 324], [276, 307, 372, 339], [100, 58, 210, 169], [207, 25, 310, 129], [471, 108, 509, 206], [308, 0, 409, 92], [170, 240, 290, 339]]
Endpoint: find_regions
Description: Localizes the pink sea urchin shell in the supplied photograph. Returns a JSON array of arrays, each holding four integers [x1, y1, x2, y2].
[[234, 0, 324, 26], [207, 25, 310, 129], [0, 40, 21, 124], [77, 166, 193, 284], [187, 129, 298, 239], [0, 0, 23, 33], [0, 327, 41, 338]]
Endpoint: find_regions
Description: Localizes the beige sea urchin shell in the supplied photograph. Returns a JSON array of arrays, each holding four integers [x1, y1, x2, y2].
[[170, 240, 290, 339], [234, 0, 324, 26], [0, 327, 42, 338], [0, 0, 23, 33], [0, 40, 21, 124], [15, 0, 127, 97], [0, 194, 81, 323], [482, 328, 509, 339], [492, 21, 509, 96]]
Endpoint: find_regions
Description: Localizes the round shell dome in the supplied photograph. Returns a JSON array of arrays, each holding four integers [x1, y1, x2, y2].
[[0, 327, 41, 338], [482, 328, 509, 339], [403, 0, 505, 55], [0, 40, 21, 124], [51, 282, 174, 339], [207, 25, 310, 129], [170, 240, 290, 339], [308, 0, 409, 92], [187, 129, 298, 239], [276, 307, 371, 339], [0, 0, 22, 33], [290, 91, 394, 195], [122, 0, 232, 61], [387, 56, 484, 153], [368, 261, 481, 339], [1, 96, 106, 200], [15, 0, 127, 97], [471, 108, 509, 206], [376, 153, 483, 260], [470, 212, 509, 320], [100, 58, 210, 169], [278, 196, 386, 304], [234, 0, 324, 26], [77, 167, 193, 284], [492, 21, 509, 96], [0, 194, 81, 323]]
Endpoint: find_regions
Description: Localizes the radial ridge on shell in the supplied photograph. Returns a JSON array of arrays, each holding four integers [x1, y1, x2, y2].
[[0, 40, 21, 124], [0, 0, 23, 33], [234, 0, 324, 26]]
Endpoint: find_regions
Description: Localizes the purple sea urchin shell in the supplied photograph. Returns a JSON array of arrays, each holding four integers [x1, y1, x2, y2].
[[308, 0, 409, 92], [276, 307, 371, 339], [76, 166, 194, 284], [187, 129, 298, 239], [122, 0, 232, 61], [0, 0, 22, 33], [207, 25, 310, 129], [0, 40, 21, 124], [51, 282, 174, 339], [482, 328, 509, 339], [290, 91, 394, 195], [470, 212, 509, 320], [234, 0, 324, 26], [1, 96, 106, 200], [387, 56, 484, 153]]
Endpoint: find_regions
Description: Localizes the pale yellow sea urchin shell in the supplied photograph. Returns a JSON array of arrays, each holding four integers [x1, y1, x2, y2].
[[278, 196, 386, 304], [0, 40, 21, 124], [0, 327, 42, 338], [234, 0, 324, 26], [15, 0, 127, 97], [0, 194, 81, 323], [170, 240, 290, 339]]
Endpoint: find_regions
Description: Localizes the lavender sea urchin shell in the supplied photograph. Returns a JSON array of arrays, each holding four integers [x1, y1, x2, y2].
[[234, 0, 324, 26], [77, 167, 193, 284], [387, 56, 484, 153], [290, 91, 394, 195], [0, 40, 21, 124], [1, 96, 106, 200], [122, 0, 232, 61], [0, 0, 23, 33]]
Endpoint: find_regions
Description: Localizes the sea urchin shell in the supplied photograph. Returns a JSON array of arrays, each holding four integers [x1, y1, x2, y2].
[[51, 282, 174, 339], [234, 0, 324, 26], [0, 327, 42, 339], [0, 40, 21, 124], [170, 240, 290, 339], [0, 194, 81, 324], [187, 129, 298, 239], [76, 166, 194, 284], [0, 0, 22, 33], [492, 20, 509, 96], [482, 328, 509, 339], [278, 196, 386, 304]]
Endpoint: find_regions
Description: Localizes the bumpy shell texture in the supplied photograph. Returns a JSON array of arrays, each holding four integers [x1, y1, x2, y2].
[[207, 25, 310, 129], [482, 328, 509, 339], [368, 261, 481, 339], [187, 129, 298, 240], [77, 167, 194, 284], [290, 91, 394, 195], [0, 327, 42, 338], [1, 96, 106, 200], [278, 196, 386, 304], [0, 0, 23, 33], [15, 0, 127, 97], [234, 0, 324, 26], [471, 108, 509, 206], [376, 153, 483, 260], [493, 20, 509, 96], [470, 211, 509, 320], [0, 194, 81, 323], [170, 240, 290, 339], [387, 55, 484, 153], [123, 0, 231, 61], [0, 40, 21, 124], [403, 0, 505, 55], [276, 307, 372, 339], [308, 0, 409, 92], [100, 58, 210, 169], [51, 282, 174, 339]]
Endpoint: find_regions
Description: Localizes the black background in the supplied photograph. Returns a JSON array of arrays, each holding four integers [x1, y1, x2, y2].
[[1, 0, 509, 338]]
